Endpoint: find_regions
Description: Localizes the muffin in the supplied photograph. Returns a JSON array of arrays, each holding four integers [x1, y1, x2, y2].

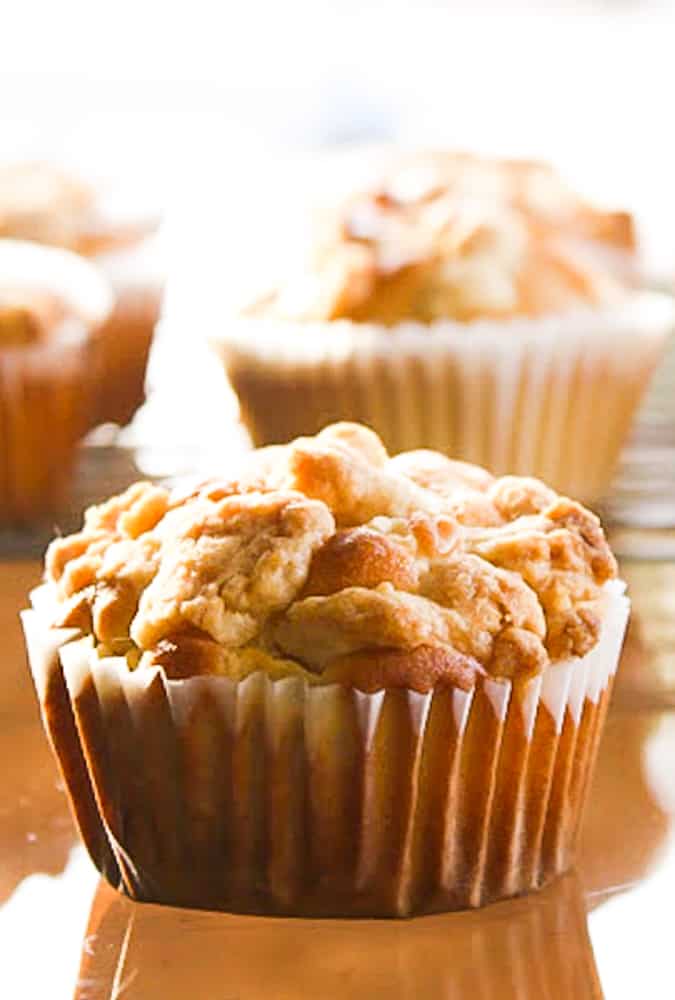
[[0, 161, 165, 427], [0, 239, 113, 525], [213, 151, 674, 502], [22, 422, 629, 916]]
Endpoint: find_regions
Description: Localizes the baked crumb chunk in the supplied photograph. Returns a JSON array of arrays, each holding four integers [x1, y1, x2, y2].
[[43, 422, 618, 686], [131, 491, 334, 649], [286, 434, 441, 526]]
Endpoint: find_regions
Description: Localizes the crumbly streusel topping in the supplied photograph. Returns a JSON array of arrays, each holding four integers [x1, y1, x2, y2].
[[45, 423, 617, 689], [259, 152, 632, 325]]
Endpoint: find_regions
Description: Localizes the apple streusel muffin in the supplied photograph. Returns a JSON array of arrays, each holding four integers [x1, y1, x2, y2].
[[23, 422, 629, 914]]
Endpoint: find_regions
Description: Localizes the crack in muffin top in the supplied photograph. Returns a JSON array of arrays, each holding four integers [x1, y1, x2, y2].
[[44, 422, 617, 691], [256, 151, 633, 325]]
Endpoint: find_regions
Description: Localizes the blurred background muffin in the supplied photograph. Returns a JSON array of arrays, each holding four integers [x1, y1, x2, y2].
[[213, 150, 674, 504], [0, 161, 165, 428], [0, 240, 112, 525]]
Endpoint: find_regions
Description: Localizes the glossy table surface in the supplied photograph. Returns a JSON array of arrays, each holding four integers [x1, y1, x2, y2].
[[2, 557, 675, 999]]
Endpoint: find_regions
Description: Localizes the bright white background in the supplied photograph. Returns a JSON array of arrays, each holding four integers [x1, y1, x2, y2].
[[2, 1, 675, 277]]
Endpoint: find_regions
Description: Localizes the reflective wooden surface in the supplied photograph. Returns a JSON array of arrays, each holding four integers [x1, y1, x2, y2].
[[1, 558, 674, 999]]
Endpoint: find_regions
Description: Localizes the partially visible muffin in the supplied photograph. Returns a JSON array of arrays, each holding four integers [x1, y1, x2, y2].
[[214, 150, 672, 501], [266, 152, 631, 324], [0, 240, 112, 524], [373, 151, 635, 254], [0, 162, 164, 426], [24, 422, 629, 915]]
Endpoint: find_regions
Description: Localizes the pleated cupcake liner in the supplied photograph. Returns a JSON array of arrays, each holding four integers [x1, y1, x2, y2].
[[91, 235, 165, 428], [90, 288, 162, 428], [0, 239, 113, 525], [0, 336, 100, 525], [76, 871, 601, 999], [212, 291, 675, 502], [22, 581, 629, 917]]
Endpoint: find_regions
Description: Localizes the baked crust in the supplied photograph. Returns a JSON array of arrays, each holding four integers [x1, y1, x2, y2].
[[0, 162, 156, 255], [45, 422, 618, 686], [256, 151, 633, 324], [0, 287, 79, 346], [0, 304, 42, 345], [322, 644, 484, 693], [0, 163, 95, 250], [0, 240, 113, 351]]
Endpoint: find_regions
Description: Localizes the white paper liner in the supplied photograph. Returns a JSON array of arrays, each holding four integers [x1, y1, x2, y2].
[[0, 335, 101, 523], [212, 292, 675, 502], [0, 241, 114, 522], [89, 235, 165, 427], [22, 581, 629, 917]]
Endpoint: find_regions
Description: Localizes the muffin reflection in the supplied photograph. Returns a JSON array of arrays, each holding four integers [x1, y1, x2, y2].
[[75, 872, 600, 1000], [578, 709, 670, 901], [0, 720, 76, 903]]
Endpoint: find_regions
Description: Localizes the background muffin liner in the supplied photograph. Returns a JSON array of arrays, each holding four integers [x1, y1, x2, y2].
[[91, 234, 165, 428], [22, 580, 629, 917], [0, 241, 113, 525], [212, 292, 675, 503], [0, 336, 100, 524]]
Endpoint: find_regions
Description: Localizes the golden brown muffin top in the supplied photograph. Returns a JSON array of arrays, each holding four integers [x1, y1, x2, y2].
[[0, 240, 113, 347], [45, 423, 617, 691], [258, 151, 633, 325], [0, 288, 69, 346], [0, 162, 157, 256], [0, 304, 42, 346]]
